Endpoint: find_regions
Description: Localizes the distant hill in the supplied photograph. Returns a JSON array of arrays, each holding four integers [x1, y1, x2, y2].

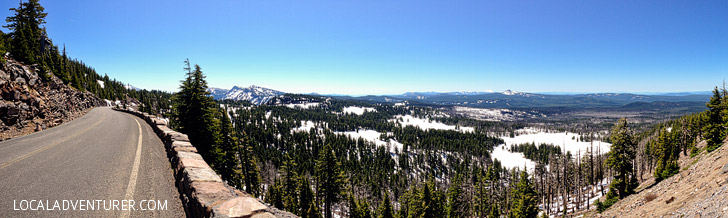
[[206, 85, 285, 105], [330, 90, 711, 109]]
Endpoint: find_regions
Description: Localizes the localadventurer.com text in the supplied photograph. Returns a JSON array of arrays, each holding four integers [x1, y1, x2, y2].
[[13, 199, 168, 211]]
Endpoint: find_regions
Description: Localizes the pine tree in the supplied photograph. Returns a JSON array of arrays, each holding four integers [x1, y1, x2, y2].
[[349, 193, 360, 218], [306, 201, 323, 218], [417, 179, 445, 218], [359, 200, 372, 218], [265, 178, 284, 209], [446, 174, 468, 218], [378, 191, 394, 218], [653, 128, 679, 181], [704, 87, 726, 152], [473, 171, 490, 218], [488, 204, 500, 218], [218, 107, 238, 184], [315, 144, 347, 218], [282, 154, 300, 213], [172, 61, 222, 163], [4, 0, 47, 65], [299, 176, 316, 218], [237, 132, 261, 196], [606, 118, 637, 199], [508, 168, 538, 218]]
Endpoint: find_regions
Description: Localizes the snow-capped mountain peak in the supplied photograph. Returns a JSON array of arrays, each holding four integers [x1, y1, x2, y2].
[[207, 85, 285, 105], [502, 89, 519, 95]]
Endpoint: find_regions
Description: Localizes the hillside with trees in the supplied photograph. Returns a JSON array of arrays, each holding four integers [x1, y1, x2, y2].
[[1, 0, 172, 117]]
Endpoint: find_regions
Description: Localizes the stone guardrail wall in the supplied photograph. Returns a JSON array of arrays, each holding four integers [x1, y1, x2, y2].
[[114, 108, 297, 218]]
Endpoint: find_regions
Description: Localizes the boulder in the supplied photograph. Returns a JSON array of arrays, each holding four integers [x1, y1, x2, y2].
[[151, 118, 167, 126], [212, 196, 269, 218], [166, 132, 190, 144]]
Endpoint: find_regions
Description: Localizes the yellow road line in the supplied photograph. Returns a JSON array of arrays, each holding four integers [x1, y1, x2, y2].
[[120, 117, 143, 218], [0, 115, 105, 170]]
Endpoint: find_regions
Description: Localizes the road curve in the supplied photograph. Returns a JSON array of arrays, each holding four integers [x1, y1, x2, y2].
[[0, 107, 184, 217]]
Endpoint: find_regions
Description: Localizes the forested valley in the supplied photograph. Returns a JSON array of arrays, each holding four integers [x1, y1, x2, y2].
[[169, 60, 728, 218]]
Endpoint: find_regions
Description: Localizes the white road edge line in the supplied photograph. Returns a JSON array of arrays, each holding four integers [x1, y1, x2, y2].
[[121, 118, 143, 218]]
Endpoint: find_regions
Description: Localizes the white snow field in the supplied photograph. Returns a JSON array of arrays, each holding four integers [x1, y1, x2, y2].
[[291, 120, 317, 133], [492, 127, 611, 171], [284, 102, 320, 109], [342, 106, 376, 115], [390, 115, 474, 132], [501, 127, 611, 156], [491, 145, 536, 171], [337, 129, 404, 153]]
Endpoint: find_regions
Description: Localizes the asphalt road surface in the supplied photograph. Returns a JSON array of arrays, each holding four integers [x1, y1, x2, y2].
[[0, 107, 184, 217]]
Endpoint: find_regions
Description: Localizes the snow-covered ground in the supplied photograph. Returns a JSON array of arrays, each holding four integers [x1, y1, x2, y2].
[[542, 178, 610, 217], [292, 120, 317, 133], [284, 102, 320, 109], [342, 106, 376, 115], [218, 103, 250, 117], [337, 129, 404, 153], [501, 127, 611, 156], [491, 145, 536, 171], [97, 80, 105, 88], [390, 115, 474, 132], [452, 106, 544, 121]]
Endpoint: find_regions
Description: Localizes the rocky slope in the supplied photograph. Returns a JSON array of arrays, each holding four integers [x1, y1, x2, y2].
[[0, 55, 103, 140], [595, 139, 728, 218]]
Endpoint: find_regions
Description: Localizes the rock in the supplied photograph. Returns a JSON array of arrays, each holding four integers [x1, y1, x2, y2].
[[181, 167, 222, 183], [0, 56, 103, 139], [250, 212, 277, 218], [151, 118, 167, 126], [212, 196, 269, 218], [177, 158, 210, 173], [13, 77, 25, 84], [722, 163, 728, 174], [0, 70, 9, 81], [666, 196, 675, 204], [173, 146, 197, 153], [177, 151, 203, 160], [172, 140, 193, 148], [166, 132, 190, 143]]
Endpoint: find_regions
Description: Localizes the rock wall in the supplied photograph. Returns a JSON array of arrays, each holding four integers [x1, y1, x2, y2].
[[0, 56, 103, 140], [115, 108, 298, 218]]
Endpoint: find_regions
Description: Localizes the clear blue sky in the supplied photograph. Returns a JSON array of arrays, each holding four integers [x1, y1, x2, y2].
[[1, 0, 726, 95]]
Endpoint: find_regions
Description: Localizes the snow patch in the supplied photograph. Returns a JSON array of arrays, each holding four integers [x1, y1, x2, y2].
[[337, 129, 404, 153], [453, 106, 543, 121], [284, 102, 320, 109], [97, 80, 105, 88], [343, 106, 376, 115], [492, 145, 536, 171], [292, 120, 317, 132], [501, 127, 611, 156], [391, 115, 474, 132]]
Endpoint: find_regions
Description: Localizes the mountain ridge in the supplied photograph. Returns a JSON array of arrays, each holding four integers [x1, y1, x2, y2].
[[207, 85, 284, 105], [207, 85, 711, 110]]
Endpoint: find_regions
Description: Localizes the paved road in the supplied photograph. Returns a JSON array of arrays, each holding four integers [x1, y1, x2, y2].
[[0, 107, 184, 217]]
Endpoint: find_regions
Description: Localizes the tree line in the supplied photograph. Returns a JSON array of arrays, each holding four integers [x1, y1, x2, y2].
[[1, 0, 173, 115]]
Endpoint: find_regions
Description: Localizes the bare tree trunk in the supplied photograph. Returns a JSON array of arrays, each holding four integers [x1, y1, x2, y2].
[[562, 146, 568, 216], [577, 150, 581, 211]]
